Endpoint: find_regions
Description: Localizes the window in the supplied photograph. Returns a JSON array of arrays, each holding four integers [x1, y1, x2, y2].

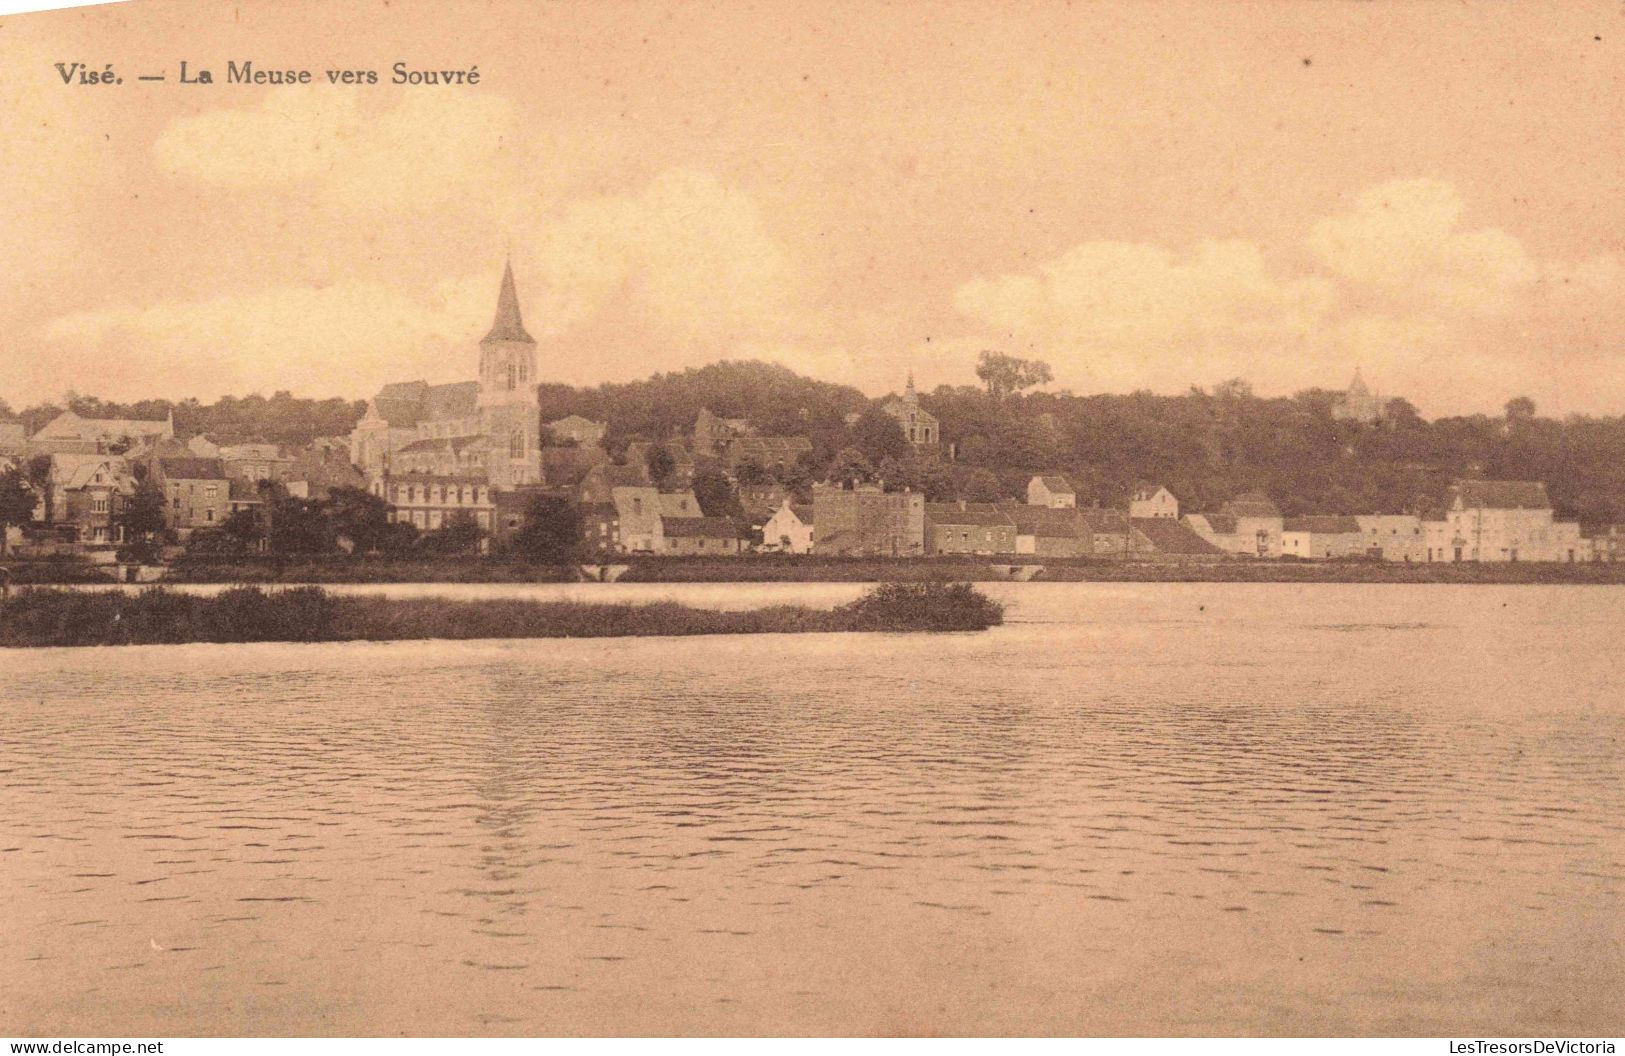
[[507, 363, 517, 390], [205, 508, 215, 522]]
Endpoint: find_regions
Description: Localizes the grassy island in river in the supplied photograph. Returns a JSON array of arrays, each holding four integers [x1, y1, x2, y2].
[[0, 581, 1003, 648]]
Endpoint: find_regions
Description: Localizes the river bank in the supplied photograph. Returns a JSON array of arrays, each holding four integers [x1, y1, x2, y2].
[[0, 581, 1003, 647], [10, 553, 1625, 587], [158, 554, 1625, 586]]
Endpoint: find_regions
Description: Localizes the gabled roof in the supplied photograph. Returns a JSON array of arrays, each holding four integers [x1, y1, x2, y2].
[[1449, 480, 1551, 511], [1033, 474, 1074, 493], [1131, 482, 1170, 501], [997, 502, 1086, 537], [158, 457, 227, 480], [1078, 508, 1130, 532], [661, 515, 742, 538], [1191, 512, 1239, 535], [1131, 518, 1225, 555], [1283, 515, 1363, 534], [926, 502, 1015, 528], [658, 490, 701, 517], [482, 261, 536, 344]]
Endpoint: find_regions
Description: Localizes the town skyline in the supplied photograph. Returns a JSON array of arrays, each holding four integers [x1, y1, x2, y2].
[[6, 0, 1625, 416]]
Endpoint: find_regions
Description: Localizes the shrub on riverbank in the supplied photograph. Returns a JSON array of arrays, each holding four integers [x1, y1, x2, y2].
[[0, 581, 1002, 648], [834, 580, 1005, 631]]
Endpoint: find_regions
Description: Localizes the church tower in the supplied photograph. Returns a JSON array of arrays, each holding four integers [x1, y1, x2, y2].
[[477, 261, 542, 486]]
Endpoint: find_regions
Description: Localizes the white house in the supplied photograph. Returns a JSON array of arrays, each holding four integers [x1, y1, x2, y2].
[[1129, 483, 1178, 520], [1353, 515, 1426, 562], [1027, 474, 1077, 509], [762, 499, 814, 554], [1433, 480, 1582, 562]]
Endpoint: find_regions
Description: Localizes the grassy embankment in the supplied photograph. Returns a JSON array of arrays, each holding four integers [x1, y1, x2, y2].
[[0, 581, 1004, 648]]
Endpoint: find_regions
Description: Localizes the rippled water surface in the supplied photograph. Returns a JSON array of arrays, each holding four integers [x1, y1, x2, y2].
[[3, 583, 1622, 1035]]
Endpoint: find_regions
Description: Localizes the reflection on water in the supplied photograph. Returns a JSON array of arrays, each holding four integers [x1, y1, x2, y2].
[[2, 583, 1622, 1035]]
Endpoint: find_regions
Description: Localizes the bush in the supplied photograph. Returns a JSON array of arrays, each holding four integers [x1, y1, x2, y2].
[[834, 581, 1005, 632]]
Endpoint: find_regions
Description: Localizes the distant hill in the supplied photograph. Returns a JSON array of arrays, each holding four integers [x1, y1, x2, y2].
[[535, 359, 870, 452]]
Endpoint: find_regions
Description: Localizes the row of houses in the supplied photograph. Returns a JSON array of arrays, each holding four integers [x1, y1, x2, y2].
[[2, 416, 364, 550], [1182, 481, 1608, 563]]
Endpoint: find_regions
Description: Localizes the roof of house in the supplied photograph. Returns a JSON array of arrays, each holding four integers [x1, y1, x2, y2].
[[1130, 517, 1226, 555], [659, 491, 702, 517], [997, 503, 1086, 537], [158, 457, 227, 480], [1191, 512, 1239, 535], [661, 515, 743, 538], [34, 410, 172, 441], [1078, 508, 1130, 532], [1033, 474, 1075, 493], [54, 455, 128, 491], [1131, 482, 1170, 501], [220, 443, 287, 461], [482, 261, 536, 344], [1449, 480, 1551, 510], [1283, 515, 1364, 534], [926, 502, 1015, 528]]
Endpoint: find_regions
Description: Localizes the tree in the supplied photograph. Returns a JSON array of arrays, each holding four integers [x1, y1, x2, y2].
[[645, 444, 677, 486], [734, 457, 771, 487], [975, 351, 1053, 400], [828, 447, 875, 486], [851, 406, 910, 463], [691, 466, 741, 518], [0, 468, 35, 554], [512, 495, 582, 562], [1505, 396, 1537, 421], [421, 510, 483, 555], [955, 467, 1004, 503], [116, 475, 167, 543], [323, 486, 392, 554]]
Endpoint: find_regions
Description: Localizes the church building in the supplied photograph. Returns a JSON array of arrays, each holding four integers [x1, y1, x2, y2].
[[350, 262, 544, 490]]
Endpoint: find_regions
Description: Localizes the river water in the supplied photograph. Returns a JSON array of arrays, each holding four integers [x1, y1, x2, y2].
[[2, 583, 1621, 1036]]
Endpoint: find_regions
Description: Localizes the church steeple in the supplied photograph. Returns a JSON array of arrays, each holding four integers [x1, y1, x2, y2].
[[482, 260, 535, 345]]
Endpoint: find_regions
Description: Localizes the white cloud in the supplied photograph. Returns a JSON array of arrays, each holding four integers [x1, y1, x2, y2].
[[33, 168, 805, 399], [153, 86, 518, 209], [525, 167, 798, 342], [953, 238, 1336, 390], [949, 178, 1625, 405]]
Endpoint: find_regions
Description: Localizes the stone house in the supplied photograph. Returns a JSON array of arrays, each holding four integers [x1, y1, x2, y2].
[[155, 457, 229, 536], [1352, 515, 1426, 562], [925, 501, 1017, 555], [661, 516, 745, 555], [810, 483, 924, 556], [381, 474, 495, 532], [997, 503, 1090, 556], [1281, 515, 1367, 559], [1434, 480, 1579, 562]]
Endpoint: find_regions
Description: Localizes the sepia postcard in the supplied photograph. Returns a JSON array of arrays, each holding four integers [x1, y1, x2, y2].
[[2, 0, 1623, 1044]]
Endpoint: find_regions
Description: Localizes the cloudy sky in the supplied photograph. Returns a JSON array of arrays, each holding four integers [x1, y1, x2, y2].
[[4, 0, 1623, 415]]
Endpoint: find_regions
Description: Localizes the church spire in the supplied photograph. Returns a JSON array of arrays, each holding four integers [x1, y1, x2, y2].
[[905, 370, 917, 400], [482, 259, 535, 345]]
